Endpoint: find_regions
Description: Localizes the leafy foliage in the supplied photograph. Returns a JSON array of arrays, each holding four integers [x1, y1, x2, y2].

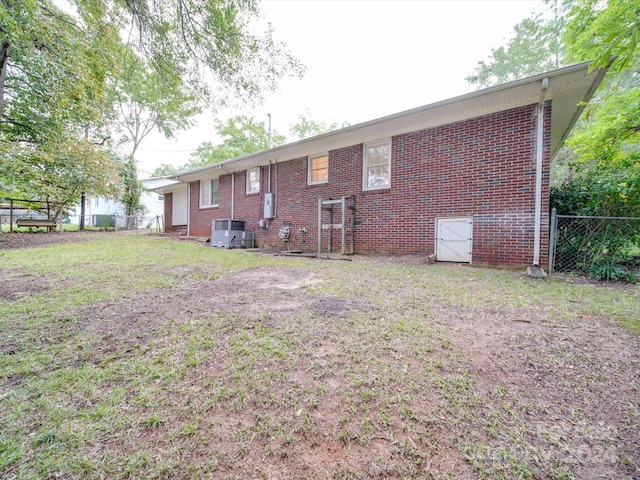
[[288, 110, 348, 142], [119, 156, 145, 216], [152, 111, 350, 177], [551, 158, 640, 281], [465, 1, 569, 88], [0, 0, 120, 205], [150, 163, 181, 177], [1, 0, 303, 208], [183, 116, 286, 171], [111, 48, 202, 158], [93, 0, 305, 106], [564, 0, 640, 74], [551, 155, 640, 217]]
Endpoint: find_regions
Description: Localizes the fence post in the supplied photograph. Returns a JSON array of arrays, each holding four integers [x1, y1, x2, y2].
[[548, 207, 557, 273]]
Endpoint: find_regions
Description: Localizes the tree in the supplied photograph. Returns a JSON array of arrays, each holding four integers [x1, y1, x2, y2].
[[465, 1, 570, 88], [151, 163, 181, 177], [75, 0, 305, 107], [288, 110, 348, 141], [169, 111, 350, 175], [185, 116, 286, 170], [112, 47, 201, 159], [564, 0, 640, 74], [562, 0, 640, 166], [1, 0, 303, 210], [0, 0, 121, 207]]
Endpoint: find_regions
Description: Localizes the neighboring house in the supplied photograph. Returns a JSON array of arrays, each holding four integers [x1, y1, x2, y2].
[[140, 178, 173, 221], [69, 179, 173, 228], [151, 62, 607, 268], [69, 195, 126, 227]]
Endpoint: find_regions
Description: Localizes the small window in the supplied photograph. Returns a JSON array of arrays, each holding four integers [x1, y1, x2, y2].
[[308, 154, 328, 185], [199, 179, 219, 208], [157, 194, 164, 201], [363, 139, 391, 190], [246, 167, 260, 194]]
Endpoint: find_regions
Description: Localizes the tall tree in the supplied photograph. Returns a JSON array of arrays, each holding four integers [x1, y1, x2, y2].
[[119, 156, 145, 216], [150, 163, 181, 178], [185, 115, 286, 170], [163, 111, 350, 176], [0, 0, 121, 207], [75, 0, 305, 107], [564, 0, 639, 74], [112, 48, 201, 159], [466, 0, 571, 88], [1, 0, 303, 209], [561, 0, 639, 170], [288, 110, 348, 142]]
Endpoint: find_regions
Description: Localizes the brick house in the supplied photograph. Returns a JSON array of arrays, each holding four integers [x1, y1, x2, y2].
[[153, 62, 606, 268]]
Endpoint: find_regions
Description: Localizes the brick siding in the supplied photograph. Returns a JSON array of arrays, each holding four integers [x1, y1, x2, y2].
[[183, 103, 551, 267]]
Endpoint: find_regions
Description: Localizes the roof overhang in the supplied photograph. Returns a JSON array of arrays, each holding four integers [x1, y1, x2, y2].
[[169, 61, 608, 184], [142, 177, 185, 194]]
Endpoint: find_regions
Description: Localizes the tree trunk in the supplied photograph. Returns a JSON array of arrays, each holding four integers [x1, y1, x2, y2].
[[0, 41, 9, 116]]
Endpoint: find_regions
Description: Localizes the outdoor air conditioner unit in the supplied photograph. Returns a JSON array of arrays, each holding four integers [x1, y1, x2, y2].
[[211, 219, 245, 248]]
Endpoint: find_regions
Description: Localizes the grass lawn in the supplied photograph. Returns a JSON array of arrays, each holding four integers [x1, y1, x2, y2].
[[1, 234, 639, 479]]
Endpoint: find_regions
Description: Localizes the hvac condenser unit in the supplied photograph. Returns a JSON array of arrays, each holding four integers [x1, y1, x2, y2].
[[211, 219, 245, 248]]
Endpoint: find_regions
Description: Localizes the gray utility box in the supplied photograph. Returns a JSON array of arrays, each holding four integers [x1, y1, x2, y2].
[[211, 219, 245, 248]]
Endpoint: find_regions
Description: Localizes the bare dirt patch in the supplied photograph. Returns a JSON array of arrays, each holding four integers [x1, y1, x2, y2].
[[63, 268, 640, 476], [0, 230, 114, 249]]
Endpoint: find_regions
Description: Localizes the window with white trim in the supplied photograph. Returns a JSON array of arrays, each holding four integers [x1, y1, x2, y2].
[[308, 153, 328, 185], [363, 139, 391, 190], [246, 167, 260, 194], [199, 179, 219, 208]]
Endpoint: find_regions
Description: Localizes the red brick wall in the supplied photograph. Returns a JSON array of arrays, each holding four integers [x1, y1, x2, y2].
[[183, 103, 551, 267]]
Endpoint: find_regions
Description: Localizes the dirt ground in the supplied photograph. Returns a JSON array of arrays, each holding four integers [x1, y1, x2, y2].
[[2, 230, 639, 478], [0, 229, 123, 249]]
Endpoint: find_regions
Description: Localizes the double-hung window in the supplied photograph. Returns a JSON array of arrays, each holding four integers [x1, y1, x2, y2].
[[200, 179, 219, 208], [363, 139, 391, 190], [246, 167, 260, 194], [308, 153, 328, 185]]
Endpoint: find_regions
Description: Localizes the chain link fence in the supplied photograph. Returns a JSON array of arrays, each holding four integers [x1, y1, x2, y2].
[[549, 208, 640, 281]]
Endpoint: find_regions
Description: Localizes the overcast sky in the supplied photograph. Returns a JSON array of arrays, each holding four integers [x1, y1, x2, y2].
[[136, 0, 545, 176]]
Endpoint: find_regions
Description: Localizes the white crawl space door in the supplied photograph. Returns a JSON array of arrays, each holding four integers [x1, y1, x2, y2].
[[436, 217, 473, 263]]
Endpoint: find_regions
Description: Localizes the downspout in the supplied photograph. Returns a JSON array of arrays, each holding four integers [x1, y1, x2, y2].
[[230, 173, 235, 219], [533, 77, 549, 267], [219, 165, 235, 219], [186, 182, 191, 237]]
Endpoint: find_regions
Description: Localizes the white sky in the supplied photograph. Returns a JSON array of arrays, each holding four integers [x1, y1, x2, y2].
[[136, 0, 545, 176]]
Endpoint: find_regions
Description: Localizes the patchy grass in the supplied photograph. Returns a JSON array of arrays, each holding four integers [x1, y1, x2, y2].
[[1, 234, 639, 479]]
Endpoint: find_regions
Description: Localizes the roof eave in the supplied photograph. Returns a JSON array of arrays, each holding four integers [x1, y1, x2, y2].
[[174, 61, 607, 183]]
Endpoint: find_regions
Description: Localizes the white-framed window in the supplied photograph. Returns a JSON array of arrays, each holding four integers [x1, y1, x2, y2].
[[308, 153, 329, 185], [246, 167, 260, 194], [363, 139, 391, 190], [199, 179, 219, 208]]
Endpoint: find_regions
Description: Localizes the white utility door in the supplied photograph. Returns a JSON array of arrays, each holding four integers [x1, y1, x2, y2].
[[436, 217, 473, 263], [171, 185, 188, 226]]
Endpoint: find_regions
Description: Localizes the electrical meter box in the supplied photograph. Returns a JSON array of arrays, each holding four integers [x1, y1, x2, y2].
[[264, 193, 275, 219]]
